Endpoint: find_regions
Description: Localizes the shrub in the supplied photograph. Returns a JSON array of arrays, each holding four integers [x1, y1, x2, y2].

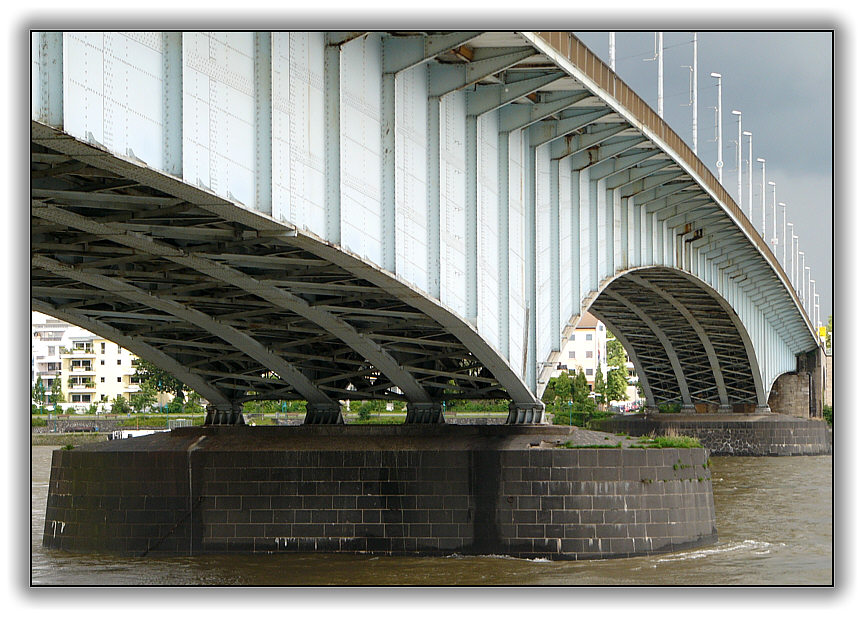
[[822, 405, 832, 426]]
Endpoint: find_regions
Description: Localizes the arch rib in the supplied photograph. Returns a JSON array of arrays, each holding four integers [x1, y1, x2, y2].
[[628, 273, 730, 407], [32, 203, 432, 403], [603, 289, 694, 407], [32, 255, 336, 406], [31, 299, 232, 407]]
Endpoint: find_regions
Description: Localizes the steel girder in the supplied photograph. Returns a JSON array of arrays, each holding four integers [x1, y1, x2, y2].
[[31, 30, 819, 416]]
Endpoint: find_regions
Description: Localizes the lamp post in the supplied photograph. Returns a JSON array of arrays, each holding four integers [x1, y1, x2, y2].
[[799, 252, 805, 300], [658, 32, 664, 118], [711, 72, 723, 183], [743, 130, 752, 219], [692, 33, 698, 154], [768, 181, 776, 254], [791, 234, 798, 290], [732, 110, 742, 206], [756, 158, 766, 238], [609, 32, 615, 71], [779, 203, 787, 271]]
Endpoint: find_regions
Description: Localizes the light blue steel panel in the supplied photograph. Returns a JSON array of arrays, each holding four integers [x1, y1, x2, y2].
[[271, 32, 327, 236], [395, 63, 429, 292], [558, 162, 573, 336], [440, 90, 467, 316], [63, 33, 106, 145], [340, 34, 383, 264], [578, 171, 591, 301], [182, 32, 255, 207], [508, 129, 526, 374], [535, 143, 552, 367], [477, 111, 500, 350], [63, 33, 165, 168]]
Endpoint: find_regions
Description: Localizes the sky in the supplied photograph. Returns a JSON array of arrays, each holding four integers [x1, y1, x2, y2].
[[574, 30, 833, 322]]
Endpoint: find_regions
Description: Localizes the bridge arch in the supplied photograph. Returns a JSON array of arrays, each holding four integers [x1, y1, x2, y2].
[[575, 266, 768, 411]]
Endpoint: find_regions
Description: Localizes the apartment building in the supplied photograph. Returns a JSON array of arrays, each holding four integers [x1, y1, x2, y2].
[[59, 327, 145, 411], [554, 312, 608, 390], [31, 313, 72, 392], [552, 312, 639, 406]]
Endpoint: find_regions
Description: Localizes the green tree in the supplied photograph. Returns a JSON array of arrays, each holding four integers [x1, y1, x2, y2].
[[594, 364, 607, 408], [130, 384, 157, 413], [49, 378, 64, 410], [605, 335, 629, 402], [183, 391, 205, 414], [111, 394, 130, 414], [826, 314, 832, 351], [134, 358, 185, 401], [33, 376, 47, 412], [573, 369, 594, 413]]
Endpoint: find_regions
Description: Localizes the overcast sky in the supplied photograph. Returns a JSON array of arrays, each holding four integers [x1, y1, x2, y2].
[[574, 30, 833, 321]]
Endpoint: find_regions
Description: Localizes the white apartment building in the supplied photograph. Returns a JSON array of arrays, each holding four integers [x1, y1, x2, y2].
[[553, 312, 608, 390], [31, 313, 72, 392], [32, 313, 166, 413], [59, 327, 148, 411], [552, 312, 640, 406]]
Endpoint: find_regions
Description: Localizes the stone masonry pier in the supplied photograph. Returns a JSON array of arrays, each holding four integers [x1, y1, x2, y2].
[[591, 413, 832, 456], [43, 425, 717, 559]]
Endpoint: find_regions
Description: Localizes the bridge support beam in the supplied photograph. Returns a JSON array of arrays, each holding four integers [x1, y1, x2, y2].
[[304, 403, 345, 425], [506, 401, 546, 425], [405, 402, 445, 424]]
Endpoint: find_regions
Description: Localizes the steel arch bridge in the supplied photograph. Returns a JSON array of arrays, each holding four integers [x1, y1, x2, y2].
[[30, 31, 821, 424]]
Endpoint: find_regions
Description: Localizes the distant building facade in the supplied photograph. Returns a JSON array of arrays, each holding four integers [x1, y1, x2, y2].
[[32, 312, 163, 413]]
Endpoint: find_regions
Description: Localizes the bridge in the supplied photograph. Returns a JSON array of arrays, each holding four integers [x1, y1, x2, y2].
[[31, 31, 823, 426]]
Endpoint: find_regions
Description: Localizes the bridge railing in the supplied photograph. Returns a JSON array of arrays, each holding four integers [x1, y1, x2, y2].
[[535, 32, 812, 335]]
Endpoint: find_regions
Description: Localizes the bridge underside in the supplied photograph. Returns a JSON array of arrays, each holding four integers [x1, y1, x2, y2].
[[31, 131, 532, 421], [589, 269, 763, 411]]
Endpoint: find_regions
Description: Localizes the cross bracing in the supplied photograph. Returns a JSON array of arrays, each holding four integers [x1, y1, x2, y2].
[[31, 31, 820, 422]]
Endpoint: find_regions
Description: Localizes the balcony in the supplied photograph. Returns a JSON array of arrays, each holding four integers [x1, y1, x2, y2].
[[70, 365, 95, 373], [60, 346, 95, 358]]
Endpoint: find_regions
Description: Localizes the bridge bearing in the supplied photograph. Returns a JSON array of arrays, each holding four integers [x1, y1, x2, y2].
[[304, 403, 345, 425], [204, 405, 246, 426], [506, 402, 546, 425], [405, 402, 445, 424]]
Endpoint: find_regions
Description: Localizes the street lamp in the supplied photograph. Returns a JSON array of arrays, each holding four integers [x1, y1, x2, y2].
[[768, 181, 776, 254], [743, 131, 753, 220], [756, 158, 766, 238], [791, 234, 799, 290], [711, 72, 723, 183], [779, 203, 787, 271], [732, 110, 742, 206]]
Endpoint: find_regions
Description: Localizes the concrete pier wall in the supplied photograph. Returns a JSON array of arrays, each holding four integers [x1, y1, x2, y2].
[[43, 426, 717, 559]]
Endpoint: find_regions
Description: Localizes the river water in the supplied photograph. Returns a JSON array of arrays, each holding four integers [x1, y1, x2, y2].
[[30, 446, 832, 586]]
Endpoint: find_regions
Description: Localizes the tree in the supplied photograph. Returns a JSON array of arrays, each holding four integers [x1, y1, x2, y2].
[[826, 314, 832, 351], [130, 384, 157, 414], [33, 376, 47, 412], [605, 335, 629, 402], [134, 358, 185, 401], [594, 364, 607, 408], [183, 391, 204, 414], [49, 378, 64, 410], [111, 394, 130, 414], [572, 369, 595, 413]]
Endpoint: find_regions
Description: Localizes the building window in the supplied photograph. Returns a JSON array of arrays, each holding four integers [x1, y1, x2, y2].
[[568, 351, 575, 359], [117, 359, 121, 365], [586, 368, 593, 376], [48, 346, 55, 355], [101, 360, 105, 365], [101, 342, 106, 354], [586, 350, 593, 358], [569, 334, 576, 341], [117, 377, 122, 382], [100, 377, 105, 383], [586, 333, 592, 341]]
